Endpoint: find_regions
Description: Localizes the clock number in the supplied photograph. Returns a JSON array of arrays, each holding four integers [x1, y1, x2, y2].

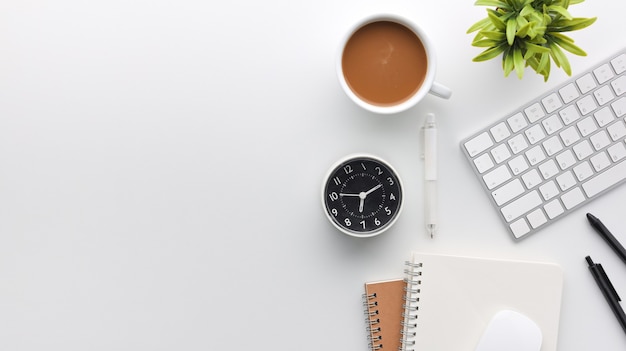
[[390, 193, 396, 201], [331, 208, 338, 217], [328, 192, 339, 201], [344, 218, 352, 226], [387, 177, 394, 185], [361, 162, 367, 170], [375, 166, 383, 175], [375, 218, 381, 226], [359, 220, 366, 229], [343, 165, 353, 174], [385, 207, 392, 216], [333, 176, 341, 185]]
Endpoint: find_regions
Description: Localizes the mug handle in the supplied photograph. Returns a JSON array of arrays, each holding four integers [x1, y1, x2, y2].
[[429, 81, 452, 99]]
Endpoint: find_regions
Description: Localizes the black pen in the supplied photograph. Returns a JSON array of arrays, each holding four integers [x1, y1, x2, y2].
[[586, 256, 626, 334], [587, 213, 626, 266]]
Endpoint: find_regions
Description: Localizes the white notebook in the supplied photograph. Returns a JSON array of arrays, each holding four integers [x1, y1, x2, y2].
[[400, 252, 564, 351]]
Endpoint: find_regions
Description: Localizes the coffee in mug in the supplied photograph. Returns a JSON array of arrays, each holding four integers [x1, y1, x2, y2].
[[337, 15, 451, 114]]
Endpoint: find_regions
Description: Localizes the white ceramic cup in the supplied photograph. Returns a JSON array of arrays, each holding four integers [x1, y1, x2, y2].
[[337, 14, 451, 114]]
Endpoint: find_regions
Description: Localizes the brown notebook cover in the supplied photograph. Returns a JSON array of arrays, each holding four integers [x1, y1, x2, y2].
[[363, 279, 406, 351]]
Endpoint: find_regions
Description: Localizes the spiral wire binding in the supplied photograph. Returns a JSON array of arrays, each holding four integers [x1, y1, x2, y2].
[[400, 261, 422, 351], [363, 292, 383, 350]]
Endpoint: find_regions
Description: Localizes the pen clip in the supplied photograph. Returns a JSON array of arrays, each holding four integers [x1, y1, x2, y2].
[[598, 264, 622, 302]]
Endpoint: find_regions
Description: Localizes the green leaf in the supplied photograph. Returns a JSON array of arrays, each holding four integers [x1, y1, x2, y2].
[[524, 42, 551, 54], [475, 0, 511, 9], [536, 52, 550, 74], [519, 4, 532, 16], [473, 39, 505, 48], [478, 30, 507, 41], [514, 47, 525, 78], [547, 5, 573, 20], [551, 33, 587, 56], [467, 17, 493, 33], [550, 42, 572, 75], [503, 49, 515, 77], [506, 18, 517, 45], [487, 9, 507, 31], [516, 22, 532, 37], [473, 43, 508, 62], [550, 17, 597, 32]]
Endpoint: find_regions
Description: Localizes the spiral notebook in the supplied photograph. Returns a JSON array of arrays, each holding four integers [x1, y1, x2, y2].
[[401, 252, 564, 351], [363, 279, 406, 351]]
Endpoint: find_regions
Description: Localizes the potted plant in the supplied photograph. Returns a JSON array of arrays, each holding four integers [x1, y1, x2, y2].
[[467, 0, 596, 81]]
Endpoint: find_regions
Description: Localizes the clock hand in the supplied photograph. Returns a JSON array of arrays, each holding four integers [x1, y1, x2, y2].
[[364, 184, 382, 196], [339, 193, 360, 197], [359, 197, 365, 213]]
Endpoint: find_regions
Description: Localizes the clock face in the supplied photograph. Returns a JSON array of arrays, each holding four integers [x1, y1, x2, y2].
[[322, 155, 403, 237]]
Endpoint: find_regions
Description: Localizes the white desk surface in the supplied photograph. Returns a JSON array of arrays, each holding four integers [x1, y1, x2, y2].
[[1, 1, 625, 350]]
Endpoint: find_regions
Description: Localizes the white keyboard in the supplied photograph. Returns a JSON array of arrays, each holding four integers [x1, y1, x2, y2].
[[461, 48, 626, 240]]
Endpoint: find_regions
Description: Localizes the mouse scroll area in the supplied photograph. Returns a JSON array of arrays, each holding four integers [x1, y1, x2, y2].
[[474, 310, 542, 351]]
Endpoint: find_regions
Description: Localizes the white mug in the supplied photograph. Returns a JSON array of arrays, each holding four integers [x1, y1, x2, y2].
[[337, 14, 451, 114]]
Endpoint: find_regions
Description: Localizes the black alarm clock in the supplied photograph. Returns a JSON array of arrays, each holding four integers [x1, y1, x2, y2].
[[322, 154, 403, 237]]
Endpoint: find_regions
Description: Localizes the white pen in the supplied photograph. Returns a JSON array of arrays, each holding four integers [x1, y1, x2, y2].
[[423, 113, 438, 238]]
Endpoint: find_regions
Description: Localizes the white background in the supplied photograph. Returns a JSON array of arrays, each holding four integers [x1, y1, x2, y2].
[[1, 1, 625, 350]]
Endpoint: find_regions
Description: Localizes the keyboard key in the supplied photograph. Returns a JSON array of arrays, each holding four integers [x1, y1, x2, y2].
[[508, 155, 529, 175], [522, 169, 542, 189], [556, 171, 577, 191], [525, 124, 546, 144], [543, 135, 563, 156], [510, 218, 530, 238], [574, 161, 594, 181], [582, 158, 626, 197], [611, 97, 626, 117], [559, 83, 580, 104], [576, 73, 596, 94], [590, 151, 611, 172], [542, 114, 564, 135], [508, 134, 529, 154], [542, 93, 562, 113], [507, 112, 528, 133], [608, 142, 626, 162], [590, 130, 611, 151], [483, 164, 512, 190], [525, 145, 546, 165], [527, 208, 548, 229], [561, 187, 585, 209], [491, 144, 512, 164], [501, 190, 542, 222], [608, 120, 626, 141], [594, 107, 615, 127], [577, 95, 598, 115], [594, 85, 615, 106], [539, 159, 559, 180], [465, 132, 493, 157], [559, 126, 580, 147], [473, 153, 495, 174], [490, 122, 511, 143], [594, 63, 615, 84], [525, 103, 545, 123], [544, 199, 565, 219], [611, 76, 626, 96], [556, 149, 576, 170], [492, 178, 525, 206], [539, 180, 559, 201], [611, 54, 626, 74], [573, 139, 593, 160], [577, 116, 598, 137], [560, 105, 581, 125]]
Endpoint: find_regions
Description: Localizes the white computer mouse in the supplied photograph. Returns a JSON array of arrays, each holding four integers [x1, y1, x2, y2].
[[474, 310, 542, 351]]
